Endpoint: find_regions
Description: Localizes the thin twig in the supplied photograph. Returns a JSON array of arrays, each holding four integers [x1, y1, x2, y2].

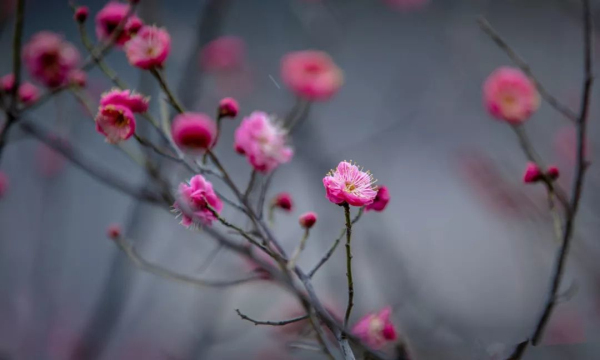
[[287, 229, 310, 270], [342, 203, 354, 332], [134, 134, 180, 161], [196, 243, 223, 274], [235, 309, 308, 326], [151, 68, 186, 114]]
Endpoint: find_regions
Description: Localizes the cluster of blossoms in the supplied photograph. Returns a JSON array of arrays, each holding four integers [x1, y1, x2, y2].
[[95, 89, 148, 143], [0, 74, 40, 105]]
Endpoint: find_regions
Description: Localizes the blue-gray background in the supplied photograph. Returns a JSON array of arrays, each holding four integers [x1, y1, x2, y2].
[[1, 0, 600, 359]]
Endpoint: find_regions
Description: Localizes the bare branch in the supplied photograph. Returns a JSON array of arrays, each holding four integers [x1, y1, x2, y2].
[[235, 309, 308, 326]]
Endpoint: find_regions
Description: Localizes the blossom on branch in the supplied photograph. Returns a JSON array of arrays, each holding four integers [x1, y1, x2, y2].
[[173, 175, 223, 228], [365, 185, 390, 212], [125, 26, 171, 69], [171, 112, 217, 152], [323, 161, 377, 206], [94, 104, 136, 144], [22, 31, 80, 88], [352, 306, 398, 350], [281, 50, 343, 101], [100, 88, 149, 113], [483, 67, 540, 124], [95, 2, 142, 46], [200, 36, 245, 72]]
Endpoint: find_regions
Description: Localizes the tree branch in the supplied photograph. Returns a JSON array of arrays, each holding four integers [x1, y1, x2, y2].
[[235, 309, 308, 326]]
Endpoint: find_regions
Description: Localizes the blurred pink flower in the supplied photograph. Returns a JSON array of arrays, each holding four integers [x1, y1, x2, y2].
[[523, 162, 542, 183], [352, 306, 397, 350], [0, 73, 14, 92], [547, 165, 560, 180], [0, 171, 8, 198], [100, 88, 149, 113], [234, 111, 293, 173], [74, 6, 89, 23], [323, 161, 377, 206], [299, 211, 317, 229], [218, 97, 239, 118], [69, 69, 87, 87], [95, 104, 136, 143], [95, 2, 142, 46], [272, 192, 293, 212], [200, 36, 245, 72], [125, 25, 171, 69], [383, 0, 429, 12], [281, 50, 343, 101], [171, 112, 217, 152], [22, 31, 80, 88], [365, 185, 390, 212], [483, 67, 539, 124], [0, 74, 40, 105], [107, 224, 122, 239], [174, 174, 223, 227]]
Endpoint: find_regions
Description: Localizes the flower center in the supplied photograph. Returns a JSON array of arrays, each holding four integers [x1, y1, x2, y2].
[[369, 318, 384, 335], [115, 112, 128, 127], [344, 181, 356, 192]]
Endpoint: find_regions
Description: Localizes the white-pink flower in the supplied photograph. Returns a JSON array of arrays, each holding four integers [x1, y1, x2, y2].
[[173, 174, 223, 227], [125, 26, 171, 69], [323, 161, 377, 206], [95, 104, 136, 144], [352, 307, 398, 350], [281, 50, 343, 101], [483, 67, 540, 124], [234, 111, 293, 173]]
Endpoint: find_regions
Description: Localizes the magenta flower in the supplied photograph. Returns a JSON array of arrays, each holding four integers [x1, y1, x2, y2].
[[95, 2, 142, 46], [18, 82, 40, 105], [272, 192, 293, 212], [22, 31, 80, 88], [100, 88, 149, 113], [173, 174, 223, 227], [547, 165, 560, 180], [95, 104, 136, 144], [200, 36, 246, 72], [323, 161, 377, 206], [523, 162, 542, 184], [281, 50, 343, 101], [299, 212, 317, 229], [365, 185, 390, 212], [483, 67, 540, 124], [0, 171, 8, 198], [234, 111, 293, 173], [352, 307, 398, 350], [125, 25, 171, 70], [171, 112, 217, 152], [218, 97, 239, 118]]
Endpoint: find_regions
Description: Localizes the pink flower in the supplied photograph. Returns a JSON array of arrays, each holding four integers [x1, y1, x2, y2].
[[352, 307, 398, 350], [218, 97, 239, 118], [547, 166, 560, 180], [272, 192, 293, 212], [100, 88, 149, 113], [365, 185, 390, 212], [281, 50, 343, 101], [0, 73, 14, 92], [299, 212, 317, 229], [22, 31, 81, 88], [18, 82, 40, 105], [483, 67, 540, 124], [0, 171, 8, 198], [107, 224, 122, 239], [95, 2, 142, 46], [173, 174, 223, 227], [125, 25, 171, 69], [95, 104, 136, 143], [234, 111, 293, 173], [74, 6, 89, 23], [200, 36, 245, 72], [523, 162, 542, 183], [323, 161, 377, 206], [383, 0, 429, 11], [171, 112, 217, 152], [68, 69, 87, 87]]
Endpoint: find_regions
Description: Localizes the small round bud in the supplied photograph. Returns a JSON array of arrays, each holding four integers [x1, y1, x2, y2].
[[299, 211, 317, 229], [171, 112, 217, 152], [547, 166, 560, 180], [523, 162, 542, 184], [74, 6, 89, 23], [272, 192, 293, 212], [107, 224, 122, 240], [218, 97, 239, 118]]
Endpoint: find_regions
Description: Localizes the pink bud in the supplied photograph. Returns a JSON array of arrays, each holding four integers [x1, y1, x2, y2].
[[0, 74, 15, 92], [218, 97, 239, 118], [273, 192, 293, 212], [74, 6, 89, 23], [0, 171, 8, 198], [18, 82, 40, 105], [547, 166, 560, 180], [365, 185, 390, 212], [107, 224, 122, 239], [382, 323, 397, 340], [523, 162, 542, 183], [171, 112, 217, 152], [299, 212, 317, 229]]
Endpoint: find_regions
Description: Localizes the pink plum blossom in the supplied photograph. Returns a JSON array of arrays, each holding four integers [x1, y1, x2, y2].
[[173, 174, 223, 227], [0, 74, 14, 92], [22, 31, 80, 88], [94, 104, 136, 144], [323, 161, 377, 206], [74, 6, 89, 23], [171, 112, 217, 152], [272, 192, 293, 212], [100, 88, 149, 113], [125, 26, 171, 69], [200, 36, 246, 72], [69, 69, 87, 87], [352, 306, 398, 350], [523, 162, 542, 183], [234, 111, 293, 173], [17, 82, 40, 105], [95, 2, 142, 46], [299, 212, 317, 229], [365, 185, 390, 212], [0, 171, 8, 198], [218, 97, 239, 118], [483, 67, 540, 124], [281, 50, 343, 101]]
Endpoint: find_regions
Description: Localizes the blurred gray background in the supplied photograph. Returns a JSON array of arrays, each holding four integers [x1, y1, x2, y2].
[[1, 0, 600, 359]]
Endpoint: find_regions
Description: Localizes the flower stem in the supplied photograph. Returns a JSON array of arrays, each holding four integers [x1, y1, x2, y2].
[[287, 228, 310, 271], [342, 202, 354, 334]]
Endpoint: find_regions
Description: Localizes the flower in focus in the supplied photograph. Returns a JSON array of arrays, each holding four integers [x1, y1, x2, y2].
[[523, 162, 542, 184], [171, 112, 217, 152], [100, 88, 149, 113], [365, 185, 390, 212], [95, 2, 142, 46], [22, 31, 81, 87], [352, 307, 397, 350], [272, 192, 293, 212], [299, 212, 317, 229], [200, 36, 245, 72], [173, 174, 223, 227], [0, 171, 8, 198], [281, 50, 343, 101], [218, 97, 239, 118], [483, 67, 540, 124], [125, 25, 171, 69], [234, 111, 293, 173], [323, 161, 377, 206], [95, 104, 136, 144], [106, 224, 122, 239]]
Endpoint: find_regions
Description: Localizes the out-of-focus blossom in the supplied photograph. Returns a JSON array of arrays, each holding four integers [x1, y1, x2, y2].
[[0, 74, 40, 105], [352, 306, 397, 350], [281, 50, 343, 101], [68, 69, 87, 87], [547, 165, 560, 180], [200, 36, 245, 72], [545, 307, 585, 345], [125, 26, 171, 69], [173, 174, 223, 227], [272, 192, 293, 212], [171, 112, 217, 152], [0, 171, 8, 198], [218, 97, 239, 118], [95, 104, 136, 143], [22, 31, 80, 87], [74, 6, 89, 23], [234, 111, 293, 173], [323, 161, 377, 206], [523, 162, 542, 184], [106, 224, 122, 239], [0, 74, 14, 92], [383, 0, 429, 12], [483, 67, 540, 124], [95, 2, 142, 46], [365, 185, 390, 212], [100, 88, 149, 113], [299, 212, 317, 229]]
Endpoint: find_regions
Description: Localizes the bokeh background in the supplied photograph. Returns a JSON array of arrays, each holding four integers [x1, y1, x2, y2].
[[1, 0, 600, 359]]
